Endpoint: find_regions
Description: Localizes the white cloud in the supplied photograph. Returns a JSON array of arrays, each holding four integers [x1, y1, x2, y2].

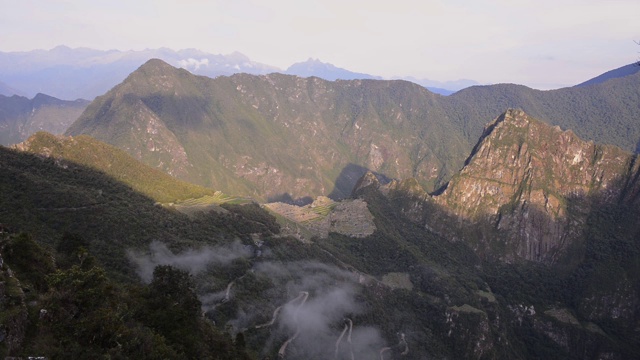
[[177, 58, 210, 71]]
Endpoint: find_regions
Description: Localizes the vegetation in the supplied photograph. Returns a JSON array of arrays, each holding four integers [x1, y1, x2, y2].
[[66, 59, 640, 203], [0, 232, 251, 359], [18, 131, 217, 203], [2, 62, 640, 358]]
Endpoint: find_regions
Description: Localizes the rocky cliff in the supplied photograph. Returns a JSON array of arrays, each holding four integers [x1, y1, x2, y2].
[[368, 109, 640, 264], [349, 109, 640, 358], [435, 109, 640, 262]]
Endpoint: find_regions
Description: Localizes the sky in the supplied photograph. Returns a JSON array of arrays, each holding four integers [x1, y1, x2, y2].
[[1, 0, 639, 89]]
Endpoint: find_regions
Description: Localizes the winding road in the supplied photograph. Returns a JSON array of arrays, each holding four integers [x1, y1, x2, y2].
[[379, 332, 409, 359], [335, 318, 354, 360], [277, 291, 309, 359]]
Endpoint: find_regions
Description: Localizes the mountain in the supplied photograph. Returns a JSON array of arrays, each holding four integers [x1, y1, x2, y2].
[[448, 68, 640, 152], [346, 110, 640, 358], [66, 59, 640, 204], [379, 109, 640, 263], [576, 63, 640, 87], [0, 80, 24, 96], [13, 131, 218, 203], [0, 45, 482, 100], [66, 59, 468, 201], [0, 93, 88, 146], [399, 76, 480, 94], [0, 46, 279, 100], [285, 58, 471, 95], [285, 58, 382, 81]]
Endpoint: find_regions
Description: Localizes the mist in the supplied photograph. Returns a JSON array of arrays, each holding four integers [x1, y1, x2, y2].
[[127, 240, 252, 283], [128, 243, 390, 358], [234, 261, 388, 359]]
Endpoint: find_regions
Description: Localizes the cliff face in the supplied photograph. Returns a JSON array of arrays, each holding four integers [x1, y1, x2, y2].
[[377, 109, 640, 263], [431, 109, 639, 262]]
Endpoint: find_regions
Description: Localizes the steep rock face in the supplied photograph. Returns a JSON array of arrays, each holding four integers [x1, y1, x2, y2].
[[433, 109, 638, 262], [375, 109, 640, 264]]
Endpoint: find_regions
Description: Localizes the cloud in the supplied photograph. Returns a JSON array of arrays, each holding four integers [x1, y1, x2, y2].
[[177, 57, 210, 71], [127, 240, 252, 282], [231, 261, 387, 359], [128, 244, 390, 357]]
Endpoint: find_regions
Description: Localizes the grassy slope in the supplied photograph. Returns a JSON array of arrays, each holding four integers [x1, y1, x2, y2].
[[17, 131, 217, 203]]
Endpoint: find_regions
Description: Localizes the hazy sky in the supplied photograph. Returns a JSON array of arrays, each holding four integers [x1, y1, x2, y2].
[[1, 0, 639, 89]]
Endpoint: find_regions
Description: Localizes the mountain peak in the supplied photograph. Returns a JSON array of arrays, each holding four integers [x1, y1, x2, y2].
[[285, 58, 380, 81], [434, 109, 636, 262], [138, 58, 176, 72]]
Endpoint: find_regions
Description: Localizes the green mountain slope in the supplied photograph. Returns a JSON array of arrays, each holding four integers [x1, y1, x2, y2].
[[65, 59, 469, 201], [66, 60, 640, 203], [448, 71, 640, 152], [14, 131, 217, 203], [0, 93, 88, 146]]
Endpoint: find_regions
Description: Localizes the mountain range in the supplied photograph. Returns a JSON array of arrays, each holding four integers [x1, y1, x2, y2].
[[0, 46, 476, 100], [2, 48, 640, 359], [3, 107, 640, 358], [0, 93, 88, 146], [65, 59, 640, 203]]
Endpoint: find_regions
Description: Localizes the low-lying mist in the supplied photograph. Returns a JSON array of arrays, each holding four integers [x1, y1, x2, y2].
[[127, 240, 252, 283], [128, 242, 389, 359]]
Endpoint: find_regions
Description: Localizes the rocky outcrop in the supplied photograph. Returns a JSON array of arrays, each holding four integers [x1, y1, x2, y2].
[[370, 109, 640, 264], [435, 109, 638, 262]]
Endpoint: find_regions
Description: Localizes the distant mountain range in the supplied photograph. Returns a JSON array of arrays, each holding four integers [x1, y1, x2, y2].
[[65, 59, 640, 203], [576, 63, 640, 87], [0, 93, 88, 146], [0, 46, 279, 100], [285, 58, 382, 81], [0, 46, 477, 99], [0, 80, 24, 97]]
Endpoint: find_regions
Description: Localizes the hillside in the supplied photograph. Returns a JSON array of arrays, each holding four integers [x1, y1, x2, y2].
[[0, 93, 88, 146], [66, 60, 640, 203], [66, 59, 466, 201], [448, 70, 640, 152], [576, 63, 640, 87], [13, 131, 218, 203]]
